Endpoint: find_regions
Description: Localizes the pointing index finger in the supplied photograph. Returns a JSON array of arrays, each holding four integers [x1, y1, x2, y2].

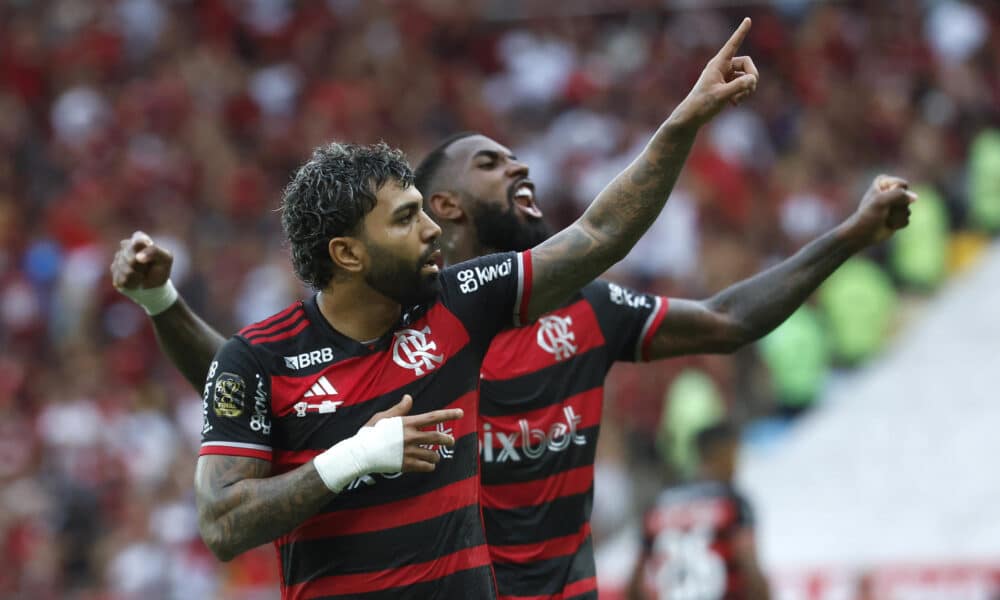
[[716, 17, 752, 61]]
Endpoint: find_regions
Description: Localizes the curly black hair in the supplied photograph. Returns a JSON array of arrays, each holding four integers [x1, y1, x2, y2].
[[280, 141, 414, 290]]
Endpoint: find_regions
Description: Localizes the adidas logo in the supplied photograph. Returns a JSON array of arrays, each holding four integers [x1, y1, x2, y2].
[[304, 376, 337, 397], [293, 376, 342, 417]]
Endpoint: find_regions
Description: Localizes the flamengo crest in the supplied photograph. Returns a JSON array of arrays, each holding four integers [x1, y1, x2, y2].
[[536, 315, 577, 361], [392, 326, 443, 376]]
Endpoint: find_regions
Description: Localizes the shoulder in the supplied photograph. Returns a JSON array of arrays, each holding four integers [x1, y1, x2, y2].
[[237, 301, 309, 345]]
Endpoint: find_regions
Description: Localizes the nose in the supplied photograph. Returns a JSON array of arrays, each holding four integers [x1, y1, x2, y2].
[[421, 210, 442, 242], [506, 158, 529, 179]]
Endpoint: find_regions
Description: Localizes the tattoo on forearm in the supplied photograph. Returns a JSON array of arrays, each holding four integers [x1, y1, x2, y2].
[[530, 124, 697, 317], [196, 456, 332, 559]]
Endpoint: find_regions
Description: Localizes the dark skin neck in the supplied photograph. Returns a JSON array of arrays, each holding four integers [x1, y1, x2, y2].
[[316, 279, 401, 341], [440, 222, 493, 266]]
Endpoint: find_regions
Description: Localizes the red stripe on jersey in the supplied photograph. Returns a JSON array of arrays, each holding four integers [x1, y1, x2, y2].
[[482, 297, 606, 381], [645, 497, 736, 531], [640, 297, 669, 362], [491, 521, 591, 566], [497, 574, 597, 600], [269, 304, 471, 416], [483, 464, 593, 511], [285, 475, 480, 543], [199, 444, 272, 461], [281, 544, 492, 598], [272, 391, 477, 474], [239, 302, 303, 336], [247, 318, 309, 345], [517, 250, 533, 326], [480, 387, 602, 451], [242, 309, 305, 340]]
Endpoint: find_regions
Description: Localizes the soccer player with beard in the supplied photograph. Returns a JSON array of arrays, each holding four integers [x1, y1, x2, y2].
[[111, 20, 914, 599]]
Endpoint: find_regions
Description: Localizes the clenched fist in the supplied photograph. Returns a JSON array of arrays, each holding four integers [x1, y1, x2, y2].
[[110, 230, 174, 291], [842, 175, 918, 246]]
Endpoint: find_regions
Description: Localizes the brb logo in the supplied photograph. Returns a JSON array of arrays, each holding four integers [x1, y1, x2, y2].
[[481, 406, 587, 463], [536, 315, 577, 361], [392, 326, 443, 376]]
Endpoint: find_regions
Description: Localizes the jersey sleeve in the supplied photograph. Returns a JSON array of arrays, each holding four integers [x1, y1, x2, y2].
[[438, 250, 532, 350], [199, 337, 273, 462], [584, 279, 669, 364]]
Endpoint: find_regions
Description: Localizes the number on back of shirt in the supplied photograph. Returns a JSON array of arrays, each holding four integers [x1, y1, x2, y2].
[[651, 528, 726, 600]]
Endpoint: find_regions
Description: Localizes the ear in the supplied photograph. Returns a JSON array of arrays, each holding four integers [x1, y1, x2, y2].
[[328, 236, 366, 275], [427, 191, 465, 223]]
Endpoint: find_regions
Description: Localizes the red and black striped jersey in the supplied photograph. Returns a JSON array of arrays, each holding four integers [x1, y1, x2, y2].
[[200, 251, 532, 600], [638, 480, 756, 600], [479, 279, 668, 600]]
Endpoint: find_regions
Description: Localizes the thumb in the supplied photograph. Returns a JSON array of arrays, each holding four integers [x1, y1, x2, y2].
[[384, 394, 414, 418]]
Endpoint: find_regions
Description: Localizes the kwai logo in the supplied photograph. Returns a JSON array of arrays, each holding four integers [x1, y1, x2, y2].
[[480, 406, 587, 463], [457, 258, 513, 293]]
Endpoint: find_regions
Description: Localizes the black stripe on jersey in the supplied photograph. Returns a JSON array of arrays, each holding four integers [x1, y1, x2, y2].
[[272, 347, 481, 450], [479, 347, 609, 416], [312, 565, 496, 600], [281, 504, 487, 586], [492, 535, 597, 597], [483, 491, 593, 547], [315, 433, 479, 511], [480, 425, 598, 487]]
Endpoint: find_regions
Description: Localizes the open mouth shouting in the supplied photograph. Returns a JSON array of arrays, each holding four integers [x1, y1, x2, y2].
[[510, 179, 542, 219]]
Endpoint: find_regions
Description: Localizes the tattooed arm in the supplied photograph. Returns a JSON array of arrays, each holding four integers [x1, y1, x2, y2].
[[195, 395, 461, 561], [646, 176, 916, 358], [526, 19, 759, 321], [111, 231, 226, 388], [195, 456, 329, 561]]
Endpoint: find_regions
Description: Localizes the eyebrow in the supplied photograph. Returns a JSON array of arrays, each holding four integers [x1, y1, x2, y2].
[[391, 201, 421, 217], [472, 149, 516, 162]]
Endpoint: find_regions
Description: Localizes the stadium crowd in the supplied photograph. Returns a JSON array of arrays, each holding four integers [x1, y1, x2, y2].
[[1, 0, 998, 597]]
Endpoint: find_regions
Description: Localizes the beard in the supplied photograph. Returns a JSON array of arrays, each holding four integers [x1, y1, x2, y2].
[[466, 194, 550, 253], [364, 241, 441, 307]]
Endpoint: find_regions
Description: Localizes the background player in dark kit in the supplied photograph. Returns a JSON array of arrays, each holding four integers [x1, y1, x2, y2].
[[112, 18, 767, 600], [628, 421, 769, 600]]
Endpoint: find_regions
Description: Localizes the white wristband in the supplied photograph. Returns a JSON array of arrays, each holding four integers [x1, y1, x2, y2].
[[118, 280, 179, 316], [313, 417, 404, 493]]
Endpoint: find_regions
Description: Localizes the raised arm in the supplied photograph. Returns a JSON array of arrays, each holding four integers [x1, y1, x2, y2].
[[526, 18, 759, 322], [646, 176, 916, 358], [196, 395, 460, 561], [111, 231, 226, 388]]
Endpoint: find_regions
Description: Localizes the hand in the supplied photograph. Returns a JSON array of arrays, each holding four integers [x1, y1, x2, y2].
[[842, 175, 918, 246], [673, 17, 759, 129], [111, 230, 173, 290], [366, 394, 463, 473]]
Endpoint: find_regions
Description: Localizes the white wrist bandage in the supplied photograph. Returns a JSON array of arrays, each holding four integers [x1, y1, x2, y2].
[[313, 417, 404, 493], [118, 280, 179, 316]]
